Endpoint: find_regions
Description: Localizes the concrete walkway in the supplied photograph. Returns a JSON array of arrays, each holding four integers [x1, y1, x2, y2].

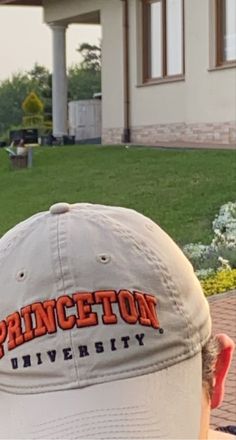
[[209, 290, 236, 429]]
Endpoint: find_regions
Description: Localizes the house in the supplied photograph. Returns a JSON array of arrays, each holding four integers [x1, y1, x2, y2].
[[1, 0, 236, 147]]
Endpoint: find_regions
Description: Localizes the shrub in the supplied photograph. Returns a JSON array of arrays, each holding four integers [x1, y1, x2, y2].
[[200, 269, 236, 296], [22, 91, 44, 115], [183, 201, 236, 296], [183, 201, 236, 274], [21, 92, 44, 129], [22, 115, 44, 127]]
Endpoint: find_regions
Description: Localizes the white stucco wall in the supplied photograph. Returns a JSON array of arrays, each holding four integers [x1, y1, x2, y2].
[[100, 0, 124, 130], [184, 0, 236, 124], [44, 0, 125, 131], [129, 0, 236, 127], [44, 0, 236, 143]]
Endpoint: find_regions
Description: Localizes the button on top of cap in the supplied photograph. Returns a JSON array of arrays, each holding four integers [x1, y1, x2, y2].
[[50, 202, 71, 215]]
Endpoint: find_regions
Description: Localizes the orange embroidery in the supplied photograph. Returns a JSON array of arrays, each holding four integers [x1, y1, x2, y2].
[[56, 295, 76, 330], [134, 292, 160, 329], [118, 290, 139, 324], [6, 312, 24, 350], [0, 290, 160, 359], [32, 300, 57, 337], [0, 320, 7, 358], [94, 290, 117, 324], [73, 292, 98, 327]]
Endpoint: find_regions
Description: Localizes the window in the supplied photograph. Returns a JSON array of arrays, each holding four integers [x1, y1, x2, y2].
[[142, 0, 184, 82], [216, 0, 236, 65]]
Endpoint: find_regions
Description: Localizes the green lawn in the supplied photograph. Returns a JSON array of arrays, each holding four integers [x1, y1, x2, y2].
[[0, 145, 235, 245]]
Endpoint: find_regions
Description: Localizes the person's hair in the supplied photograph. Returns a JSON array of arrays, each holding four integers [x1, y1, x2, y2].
[[202, 336, 220, 398]]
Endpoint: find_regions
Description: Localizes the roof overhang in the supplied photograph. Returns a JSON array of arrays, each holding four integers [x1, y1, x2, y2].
[[71, 10, 100, 25], [0, 0, 42, 5], [0, 1, 101, 25]]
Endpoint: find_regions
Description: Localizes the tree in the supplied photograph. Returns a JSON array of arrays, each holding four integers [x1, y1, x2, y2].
[[27, 63, 52, 121], [0, 73, 32, 138], [68, 66, 101, 101], [27, 63, 50, 92], [0, 64, 53, 139], [68, 41, 102, 100], [0, 43, 101, 139], [22, 91, 44, 115], [22, 91, 44, 127], [77, 42, 101, 72]]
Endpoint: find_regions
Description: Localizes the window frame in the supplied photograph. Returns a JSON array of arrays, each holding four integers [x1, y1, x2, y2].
[[142, 0, 185, 84], [216, 0, 236, 66]]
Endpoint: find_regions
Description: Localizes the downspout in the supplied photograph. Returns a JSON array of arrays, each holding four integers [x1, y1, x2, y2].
[[121, 0, 131, 143]]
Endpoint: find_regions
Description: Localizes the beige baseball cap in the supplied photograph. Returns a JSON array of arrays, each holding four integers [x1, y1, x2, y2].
[[0, 203, 211, 439]]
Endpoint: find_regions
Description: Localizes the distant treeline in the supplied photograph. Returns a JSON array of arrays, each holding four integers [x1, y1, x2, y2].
[[0, 42, 101, 140]]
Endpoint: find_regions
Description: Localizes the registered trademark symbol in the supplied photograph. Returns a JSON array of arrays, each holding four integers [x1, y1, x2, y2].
[[159, 328, 164, 334]]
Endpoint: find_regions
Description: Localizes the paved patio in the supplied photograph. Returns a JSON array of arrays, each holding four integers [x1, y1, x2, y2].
[[209, 290, 236, 429]]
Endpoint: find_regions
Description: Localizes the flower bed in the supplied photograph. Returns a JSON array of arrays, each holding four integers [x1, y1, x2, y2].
[[183, 202, 236, 296], [200, 269, 236, 297]]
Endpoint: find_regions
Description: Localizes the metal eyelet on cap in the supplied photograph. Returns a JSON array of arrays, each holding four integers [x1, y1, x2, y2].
[[96, 254, 111, 264], [16, 270, 27, 282], [50, 203, 71, 215]]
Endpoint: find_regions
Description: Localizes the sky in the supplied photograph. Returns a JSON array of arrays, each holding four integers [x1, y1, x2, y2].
[[0, 6, 101, 81]]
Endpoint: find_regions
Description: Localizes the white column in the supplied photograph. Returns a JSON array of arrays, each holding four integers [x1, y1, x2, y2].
[[50, 24, 68, 138]]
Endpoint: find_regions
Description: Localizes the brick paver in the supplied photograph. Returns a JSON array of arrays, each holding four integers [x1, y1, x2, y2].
[[208, 290, 236, 429]]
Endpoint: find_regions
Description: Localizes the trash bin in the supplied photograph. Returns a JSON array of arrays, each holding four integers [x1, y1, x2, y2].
[[10, 155, 28, 169], [63, 135, 75, 145]]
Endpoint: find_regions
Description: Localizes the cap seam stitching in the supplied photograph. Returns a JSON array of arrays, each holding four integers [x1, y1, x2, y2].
[[70, 210, 204, 348], [82, 212, 197, 344], [96, 213, 195, 345], [57, 215, 80, 384]]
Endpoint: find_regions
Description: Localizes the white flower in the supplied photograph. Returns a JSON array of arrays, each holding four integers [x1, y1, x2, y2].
[[183, 201, 236, 276], [211, 202, 236, 251], [196, 268, 215, 279], [183, 243, 209, 260], [218, 256, 231, 271]]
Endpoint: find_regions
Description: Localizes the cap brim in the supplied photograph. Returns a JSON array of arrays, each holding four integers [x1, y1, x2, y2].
[[0, 352, 202, 440]]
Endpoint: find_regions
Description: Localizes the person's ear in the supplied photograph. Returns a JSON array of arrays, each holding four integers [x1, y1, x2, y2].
[[211, 333, 235, 409]]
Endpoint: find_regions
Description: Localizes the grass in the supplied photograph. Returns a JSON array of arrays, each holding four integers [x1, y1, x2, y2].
[[0, 145, 236, 246]]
